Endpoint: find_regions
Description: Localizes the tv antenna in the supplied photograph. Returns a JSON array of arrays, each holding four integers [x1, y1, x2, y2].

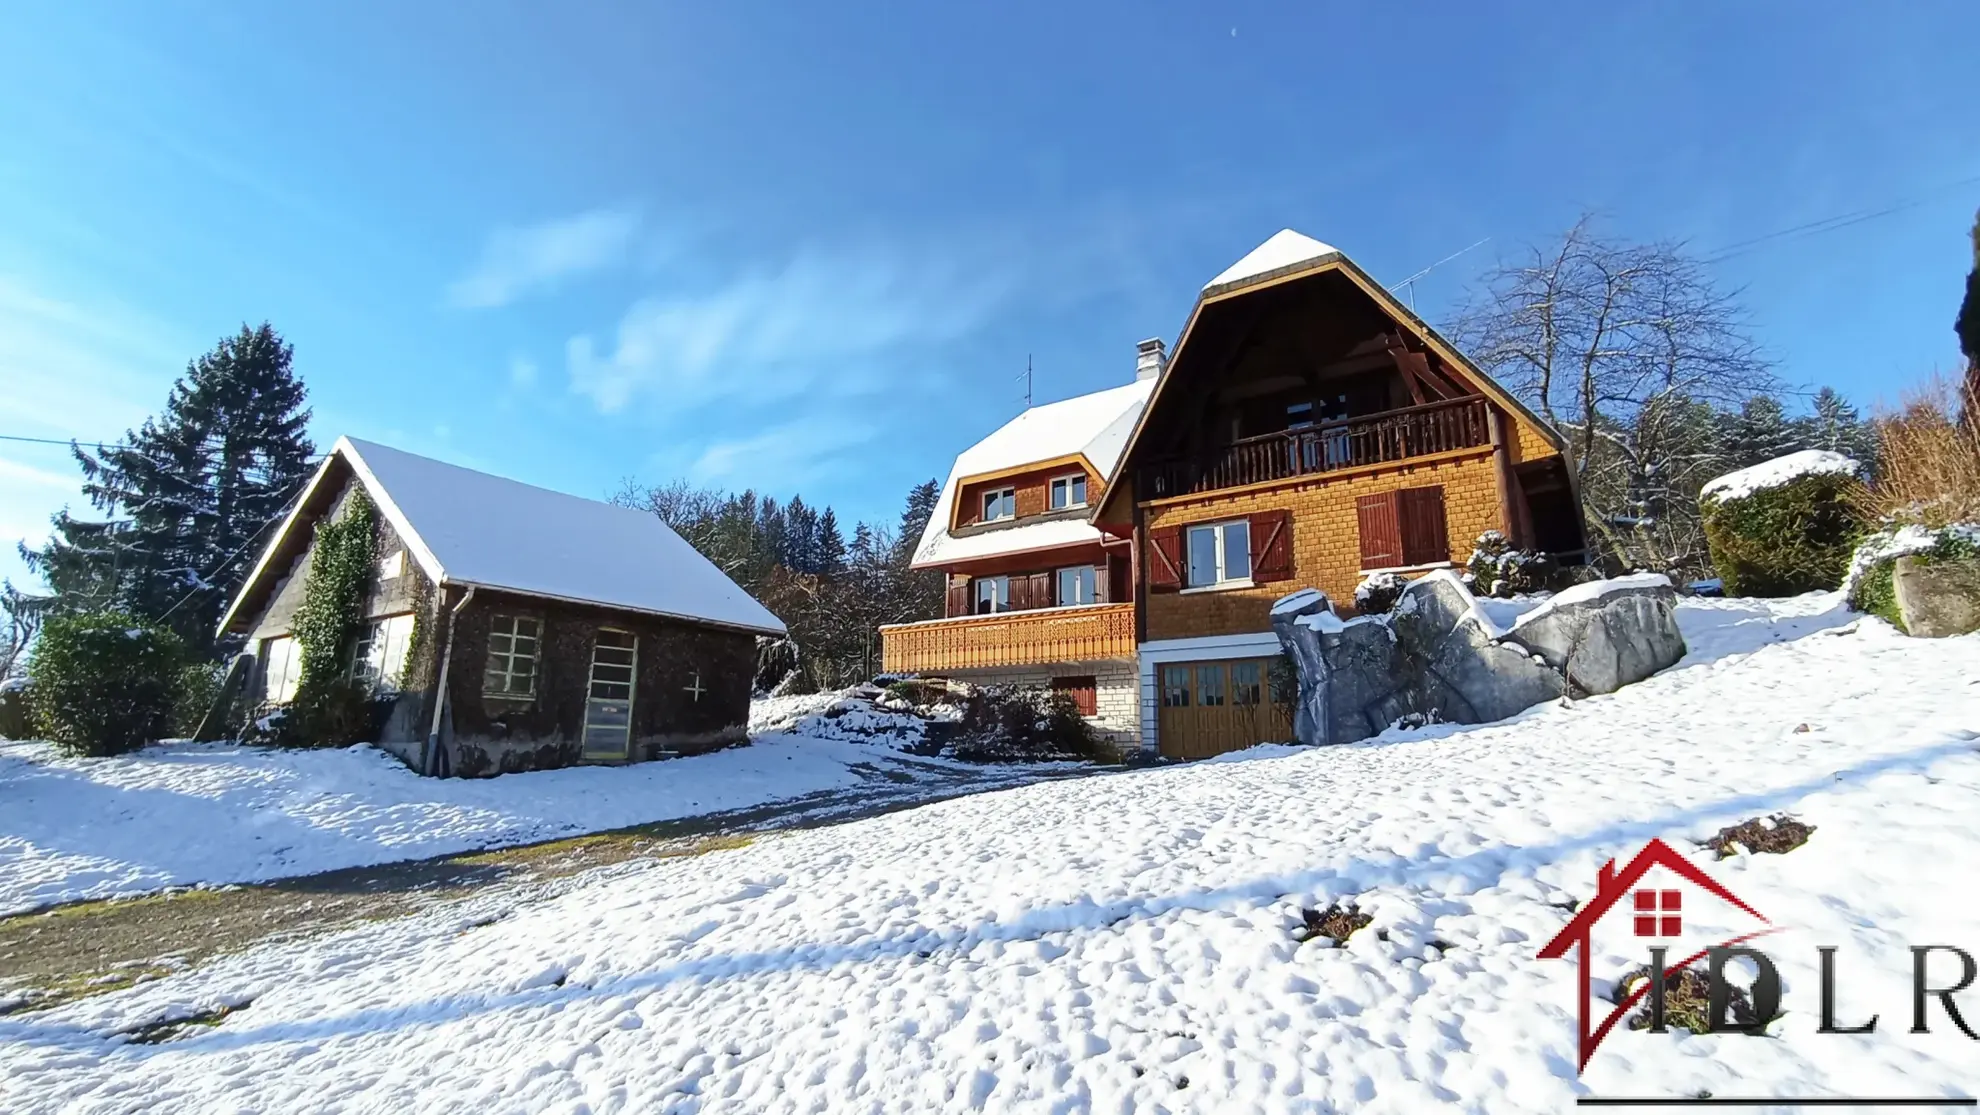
[[1017, 354, 1033, 409], [1389, 237, 1490, 312]]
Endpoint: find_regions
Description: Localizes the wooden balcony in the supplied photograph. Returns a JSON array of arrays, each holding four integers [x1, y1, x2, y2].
[[1139, 396, 1490, 500], [881, 602, 1136, 674]]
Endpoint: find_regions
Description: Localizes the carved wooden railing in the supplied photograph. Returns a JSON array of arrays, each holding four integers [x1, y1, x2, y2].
[[1139, 396, 1490, 500], [880, 602, 1136, 674]]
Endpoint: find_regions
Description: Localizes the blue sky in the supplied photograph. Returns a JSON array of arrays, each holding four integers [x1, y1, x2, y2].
[[3, 2, 1977, 589]]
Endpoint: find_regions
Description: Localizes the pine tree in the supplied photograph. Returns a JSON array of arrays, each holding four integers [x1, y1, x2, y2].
[[1803, 387, 1876, 466], [816, 508, 846, 575], [1718, 394, 1806, 470], [24, 323, 315, 657], [1957, 210, 1980, 369], [893, 479, 940, 563]]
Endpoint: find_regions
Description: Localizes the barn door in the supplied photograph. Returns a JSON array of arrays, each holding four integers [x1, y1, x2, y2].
[[581, 629, 638, 761]]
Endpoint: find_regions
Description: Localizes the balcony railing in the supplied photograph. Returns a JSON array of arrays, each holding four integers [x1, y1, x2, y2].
[[881, 602, 1135, 674], [1139, 396, 1490, 500]]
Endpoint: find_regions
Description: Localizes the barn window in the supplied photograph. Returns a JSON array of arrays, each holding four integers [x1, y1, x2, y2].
[[484, 614, 541, 697], [351, 613, 416, 691], [262, 635, 302, 703], [1185, 520, 1251, 588], [981, 487, 1016, 522], [1048, 473, 1088, 510]]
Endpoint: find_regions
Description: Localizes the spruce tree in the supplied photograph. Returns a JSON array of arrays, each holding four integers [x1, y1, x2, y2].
[[893, 479, 940, 563], [24, 323, 315, 658], [1804, 387, 1876, 466], [1957, 210, 1980, 369], [1718, 395, 1806, 470], [816, 509, 846, 575]]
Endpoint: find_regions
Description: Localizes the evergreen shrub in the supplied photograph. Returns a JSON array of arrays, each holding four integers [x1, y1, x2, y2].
[[28, 612, 184, 756], [1702, 471, 1863, 597]]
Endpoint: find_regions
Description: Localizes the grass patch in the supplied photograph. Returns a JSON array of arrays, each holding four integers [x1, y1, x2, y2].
[[1706, 814, 1815, 858], [1294, 904, 1372, 944], [1619, 966, 1759, 1034], [122, 999, 250, 1044]]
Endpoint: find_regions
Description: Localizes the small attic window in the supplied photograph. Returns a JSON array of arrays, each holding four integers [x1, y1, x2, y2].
[[981, 487, 1015, 522], [1049, 474, 1087, 510], [378, 551, 405, 580]]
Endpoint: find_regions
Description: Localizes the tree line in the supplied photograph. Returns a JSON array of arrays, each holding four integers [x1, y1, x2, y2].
[[610, 478, 945, 691]]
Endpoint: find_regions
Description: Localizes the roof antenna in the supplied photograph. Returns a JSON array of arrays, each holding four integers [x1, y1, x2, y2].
[[1389, 236, 1490, 312], [1017, 354, 1033, 410]]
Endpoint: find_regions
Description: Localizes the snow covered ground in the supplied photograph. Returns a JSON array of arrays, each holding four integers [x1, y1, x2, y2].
[[5, 593, 1979, 1112], [0, 723, 1037, 917]]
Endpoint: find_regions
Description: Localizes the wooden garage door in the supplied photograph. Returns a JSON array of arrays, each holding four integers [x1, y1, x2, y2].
[[1156, 658, 1295, 760]]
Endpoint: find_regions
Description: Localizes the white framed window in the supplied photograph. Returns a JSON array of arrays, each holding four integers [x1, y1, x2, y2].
[[1056, 565, 1096, 606], [262, 635, 302, 703], [1048, 473, 1088, 510], [1185, 520, 1251, 588], [974, 575, 1011, 614], [351, 613, 417, 691], [483, 614, 541, 697], [377, 550, 405, 580], [981, 487, 1016, 522]]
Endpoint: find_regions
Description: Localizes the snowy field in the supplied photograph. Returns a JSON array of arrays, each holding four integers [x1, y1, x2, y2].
[[0, 709, 1012, 916], [5, 594, 1980, 1112]]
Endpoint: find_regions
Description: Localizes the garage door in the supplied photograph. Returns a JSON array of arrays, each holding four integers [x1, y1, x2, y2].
[[1156, 657, 1295, 760]]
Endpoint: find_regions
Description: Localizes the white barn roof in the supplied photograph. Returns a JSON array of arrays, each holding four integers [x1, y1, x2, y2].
[[911, 379, 1153, 567], [221, 437, 786, 637]]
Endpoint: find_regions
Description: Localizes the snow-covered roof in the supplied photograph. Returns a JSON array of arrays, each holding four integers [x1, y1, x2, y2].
[[1204, 229, 1342, 292], [1699, 450, 1860, 504], [222, 437, 785, 637], [911, 380, 1154, 568]]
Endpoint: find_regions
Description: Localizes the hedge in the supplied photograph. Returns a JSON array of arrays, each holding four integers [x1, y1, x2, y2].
[[1702, 472, 1863, 597], [28, 612, 185, 756]]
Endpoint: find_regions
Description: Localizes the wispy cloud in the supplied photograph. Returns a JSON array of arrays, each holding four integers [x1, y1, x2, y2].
[[564, 241, 1019, 414], [446, 207, 643, 310], [685, 416, 881, 490]]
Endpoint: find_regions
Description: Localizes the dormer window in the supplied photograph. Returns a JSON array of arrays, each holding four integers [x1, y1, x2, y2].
[[1049, 474, 1088, 510], [981, 487, 1016, 522]]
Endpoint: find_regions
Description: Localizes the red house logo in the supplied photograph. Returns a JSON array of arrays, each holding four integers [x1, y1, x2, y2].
[[1536, 838, 1780, 1071]]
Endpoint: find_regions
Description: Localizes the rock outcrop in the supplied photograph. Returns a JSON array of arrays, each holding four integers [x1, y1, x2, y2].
[[1892, 553, 1980, 638], [1270, 571, 1686, 747]]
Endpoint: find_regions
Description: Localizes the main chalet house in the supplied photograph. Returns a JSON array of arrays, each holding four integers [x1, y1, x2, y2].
[[884, 230, 1585, 760], [217, 437, 787, 776]]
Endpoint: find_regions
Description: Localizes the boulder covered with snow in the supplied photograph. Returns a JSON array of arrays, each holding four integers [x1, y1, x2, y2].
[[1700, 450, 1865, 597], [1500, 573, 1686, 695], [1270, 571, 1685, 746], [1892, 550, 1980, 638]]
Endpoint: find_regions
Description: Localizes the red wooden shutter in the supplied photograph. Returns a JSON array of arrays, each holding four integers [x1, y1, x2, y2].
[[1398, 486, 1450, 567], [1146, 526, 1184, 593], [1248, 509, 1293, 583], [1027, 571, 1053, 609], [1007, 575, 1030, 611], [1356, 493, 1402, 569], [946, 582, 970, 618], [1091, 563, 1108, 604], [1052, 675, 1098, 716]]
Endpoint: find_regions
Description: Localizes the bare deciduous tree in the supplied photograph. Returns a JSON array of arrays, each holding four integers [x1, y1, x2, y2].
[[1453, 214, 1781, 573]]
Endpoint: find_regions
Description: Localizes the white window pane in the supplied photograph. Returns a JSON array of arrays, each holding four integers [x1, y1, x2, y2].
[[1223, 521, 1251, 581], [379, 614, 414, 687], [1071, 476, 1087, 504], [1187, 527, 1218, 586], [1057, 567, 1076, 603]]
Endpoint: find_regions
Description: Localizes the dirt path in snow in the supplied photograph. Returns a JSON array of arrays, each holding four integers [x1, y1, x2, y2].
[[0, 758, 1100, 1014]]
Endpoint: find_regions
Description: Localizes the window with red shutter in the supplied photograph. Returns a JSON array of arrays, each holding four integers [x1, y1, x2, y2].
[[945, 582, 970, 618], [1356, 493, 1402, 569], [1146, 526, 1184, 592], [1248, 509, 1293, 582], [1027, 571, 1053, 610], [1398, 486, 1450, 567], [1051, 675, 1098, 716]]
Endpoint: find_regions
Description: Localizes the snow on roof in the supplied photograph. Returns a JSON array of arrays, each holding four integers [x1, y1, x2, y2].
[[1699, 449, 1860, 504], [319, 438, 783, 635], [1204, 229, 1341, 291], [912, 380, 1154, 568]]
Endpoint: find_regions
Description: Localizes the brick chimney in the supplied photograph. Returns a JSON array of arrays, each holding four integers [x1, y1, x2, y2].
[[1135, 337, 1167, 382]]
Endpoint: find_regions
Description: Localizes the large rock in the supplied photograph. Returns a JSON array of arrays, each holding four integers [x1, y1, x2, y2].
[[1269, 571, 1686, 748], [1503, 574, 1687, 695], [1893, 553, 1980, 638]]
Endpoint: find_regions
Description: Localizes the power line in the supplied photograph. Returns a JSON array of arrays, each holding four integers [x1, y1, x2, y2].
[[0, 433, 121, 448], [1700, 172, 1980, 264]]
